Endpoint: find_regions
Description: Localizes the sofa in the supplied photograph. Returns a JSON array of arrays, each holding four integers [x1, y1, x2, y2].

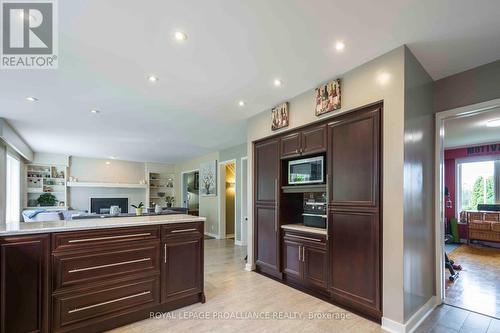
[[464, 211, 500, 243]]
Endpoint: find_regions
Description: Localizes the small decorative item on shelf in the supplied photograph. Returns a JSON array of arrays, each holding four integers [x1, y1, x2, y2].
[[37, 193, 57, 207], [131, 202, 144, 216], [165, 196, 175, 208], [155, 204, 162, 214], [140, 179, 146, 185], [59, 201, 65, 207], [157, 192, 166, 198]]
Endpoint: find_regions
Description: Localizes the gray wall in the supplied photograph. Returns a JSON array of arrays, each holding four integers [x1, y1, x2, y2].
[[434, 59, 500, 112], [219, 143, 247, 242], [403, 47, 435, 320], [0, 143, 6, 224]]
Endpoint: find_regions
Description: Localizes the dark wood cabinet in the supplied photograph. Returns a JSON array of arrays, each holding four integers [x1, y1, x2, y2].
[[161, 229, 203, 303], [254, 138, 281, 278], [282, 231, 327, 292], [301, 124, 327, 155], [280, 124, 327, 159], [0, 234, 50, 333], [280, 132, 301, 158], [327, 106, 381, 319]]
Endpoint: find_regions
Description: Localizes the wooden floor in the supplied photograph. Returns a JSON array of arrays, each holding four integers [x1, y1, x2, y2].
[[107, 239, 384, 332], [445, 245, 500, 318]]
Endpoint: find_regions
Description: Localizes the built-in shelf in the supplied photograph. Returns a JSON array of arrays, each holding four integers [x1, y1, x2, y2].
[[67, 181, 148, 189], [281, 184, 326, 193]]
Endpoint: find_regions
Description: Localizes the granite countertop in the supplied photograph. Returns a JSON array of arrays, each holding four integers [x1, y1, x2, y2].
[[0, 214, 205, 236], [281, 223, 327, 235]]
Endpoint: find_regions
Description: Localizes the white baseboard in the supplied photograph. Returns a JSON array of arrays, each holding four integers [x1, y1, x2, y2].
[[244, 263, 254, 272], [204, 232, 219, 239], [226, 234, 235, 239], [234, 240, 243, 246], [381, 296, 439, 333]]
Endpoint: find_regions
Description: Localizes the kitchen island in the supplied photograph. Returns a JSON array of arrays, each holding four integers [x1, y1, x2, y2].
[[0, 214, 205, 333]]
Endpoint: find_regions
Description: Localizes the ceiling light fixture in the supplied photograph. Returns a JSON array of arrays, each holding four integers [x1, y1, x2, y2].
[[174, 31, 188, 42], [90, 109, 100, 114], [105, 161, 111, 165], [110, 156, 117, 160], [273, 79, 283, 87], [147, 75, 159, 83], [238, 100, 245, 107], [335, 41, 345, 52], [486, 119, 500, 128], [25, 96, 38, 102]]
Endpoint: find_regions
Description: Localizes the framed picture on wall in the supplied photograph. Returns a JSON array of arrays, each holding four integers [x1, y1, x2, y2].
[[271, 102, 289, 131], [315, 79, 341, 116], [200, 160, 217, 196]]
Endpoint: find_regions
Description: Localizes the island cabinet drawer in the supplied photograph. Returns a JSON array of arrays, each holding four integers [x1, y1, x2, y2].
[[53, 242, 160, 290], [283, 230, 327, 247], [52, 226, 160, 252], [53, 277, 160, 332], [162, 222, 203, 238]]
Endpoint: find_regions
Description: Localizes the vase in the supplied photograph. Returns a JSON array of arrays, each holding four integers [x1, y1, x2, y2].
[[135, 208, 143, 216], [167, 203, 172, 208]]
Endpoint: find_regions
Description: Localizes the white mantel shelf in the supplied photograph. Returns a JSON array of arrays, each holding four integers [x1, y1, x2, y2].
[[67, 181, 148, 189]]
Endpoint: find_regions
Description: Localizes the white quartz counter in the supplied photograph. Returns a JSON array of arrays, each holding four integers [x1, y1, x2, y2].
[[281, 223, 327, 235], [0, 214, 205, 236]]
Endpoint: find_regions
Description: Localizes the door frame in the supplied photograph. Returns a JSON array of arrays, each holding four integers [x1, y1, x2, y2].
[[181, 169, 200, 211], [239, 156, 248, 246], [435, 97, 500, 303], [218, 159, 237, 241]]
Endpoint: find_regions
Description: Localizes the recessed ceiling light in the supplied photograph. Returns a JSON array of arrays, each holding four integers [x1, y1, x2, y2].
[[486, 119, 500, 127], [90, 109, 100, 114], [105, 161, 111, 165], [335, 41, 345, 52], [25, 96, 38, 102], [110, 156, 117, 160], [238, 100, 245, 107], [273, 79, 283, 87], [174, 31, 188, 42], [147, 75, 159, 83]]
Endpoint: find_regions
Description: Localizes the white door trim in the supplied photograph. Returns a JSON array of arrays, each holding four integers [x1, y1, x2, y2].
[[238, 156, 248, 246], [218, 159, 237, 241], [435, 97, 500, 304], [180, 169, 199, 210]]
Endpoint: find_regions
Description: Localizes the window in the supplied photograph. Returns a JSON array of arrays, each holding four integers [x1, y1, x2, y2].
[[457, 157, 500, 214], [6, 154, 20, 223]]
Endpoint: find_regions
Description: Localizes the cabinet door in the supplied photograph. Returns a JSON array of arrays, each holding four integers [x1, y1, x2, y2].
[[329, 211, 380, 315], [282, 239, 302, 280], [301, 125, 327, 155], [161, 236, 203, 302], [255, 139, 279, 203], [303, 245, 327, 291], [327, 108, 380, 207], [280, 132, 301, 159], [0, 234, 50, 333], [255, 205, 280, 275]]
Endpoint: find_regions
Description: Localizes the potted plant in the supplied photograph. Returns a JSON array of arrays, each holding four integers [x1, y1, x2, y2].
[[131, 202, 144, 216], [165, 196, 175, 208], [37, 193, 57, 207]]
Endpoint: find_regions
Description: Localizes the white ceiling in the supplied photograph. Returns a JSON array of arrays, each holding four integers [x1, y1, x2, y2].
[[444, 108, 500, 149], [1, 0, 500, 162]]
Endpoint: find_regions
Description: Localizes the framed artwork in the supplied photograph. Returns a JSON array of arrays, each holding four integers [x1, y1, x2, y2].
[[315, 79, 341, 116], [200, 160, 217, 196], [271, 102, 289, 131]]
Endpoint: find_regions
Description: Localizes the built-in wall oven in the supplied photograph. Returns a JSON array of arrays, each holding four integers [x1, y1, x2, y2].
[[302, 193, 327, 228], [287, 155, 324, 185]]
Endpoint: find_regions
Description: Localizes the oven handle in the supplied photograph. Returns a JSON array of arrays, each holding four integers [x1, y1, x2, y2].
[[302, 213, 327, 218]]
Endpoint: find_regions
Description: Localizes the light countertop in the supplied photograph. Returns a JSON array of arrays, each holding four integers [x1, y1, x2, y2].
[[0, 214, 205, 236], [281, 223, 327, 235]]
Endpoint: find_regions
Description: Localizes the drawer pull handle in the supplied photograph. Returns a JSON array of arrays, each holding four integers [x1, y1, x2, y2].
[[170, 228, 197, 233], [286, 234, 323, 242], [67, 233, 151, 243], [68, 291, 151, 314], [302, 213, 327, 218], [68, 258, 151, 273]]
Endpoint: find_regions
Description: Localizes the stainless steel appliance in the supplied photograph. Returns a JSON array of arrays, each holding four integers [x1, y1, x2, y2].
[[288, 156, 324, 185], [302, 194, 327, 228]]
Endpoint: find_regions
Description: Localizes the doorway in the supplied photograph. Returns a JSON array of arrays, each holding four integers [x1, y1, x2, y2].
[[436, 98, 500, 318], [182, 170, 200, 216], [240, 157, 248, 246], [218, 159, 237, 241]]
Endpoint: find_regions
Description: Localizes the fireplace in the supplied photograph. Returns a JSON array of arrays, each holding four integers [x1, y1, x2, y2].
[[90, 197, 128, 214]]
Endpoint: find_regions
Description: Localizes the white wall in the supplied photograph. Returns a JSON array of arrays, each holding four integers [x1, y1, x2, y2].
[[246, 46, 406, 324]]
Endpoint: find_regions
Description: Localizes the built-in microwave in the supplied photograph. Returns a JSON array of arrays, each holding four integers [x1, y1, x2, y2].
[[287, 156, 324, 185]]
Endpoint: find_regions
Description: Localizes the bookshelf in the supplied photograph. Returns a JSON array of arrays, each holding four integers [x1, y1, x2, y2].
[[25, 164, 68, 209]]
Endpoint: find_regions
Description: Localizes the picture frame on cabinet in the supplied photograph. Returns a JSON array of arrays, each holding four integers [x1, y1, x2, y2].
[[315, 79, 341, 116], [271, 102, 289, 131]]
